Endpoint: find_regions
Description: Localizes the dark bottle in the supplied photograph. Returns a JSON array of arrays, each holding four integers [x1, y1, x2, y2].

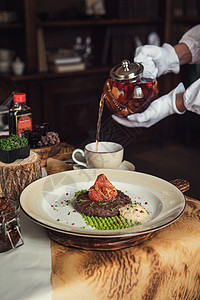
[[9, 93, 32, 137]]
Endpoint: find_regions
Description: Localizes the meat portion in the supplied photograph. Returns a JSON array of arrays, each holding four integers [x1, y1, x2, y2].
[[88, 174, 118, 202], [75, 190, 132, 218]]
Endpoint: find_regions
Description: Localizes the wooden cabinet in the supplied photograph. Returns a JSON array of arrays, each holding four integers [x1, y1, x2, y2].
[[1, 0, 200, 146]]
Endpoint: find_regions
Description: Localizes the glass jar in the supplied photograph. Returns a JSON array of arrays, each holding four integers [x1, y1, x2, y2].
[[0, 197, 24, 252], [103, 60, 159, 117]]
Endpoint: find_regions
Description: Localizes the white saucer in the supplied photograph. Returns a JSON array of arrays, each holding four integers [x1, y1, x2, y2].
[[73, 160, 135, 171], [119, 160, 135, 171]]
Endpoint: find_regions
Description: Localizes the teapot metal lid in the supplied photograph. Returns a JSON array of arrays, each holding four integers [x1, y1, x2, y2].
[[110, 59, 143, 81]]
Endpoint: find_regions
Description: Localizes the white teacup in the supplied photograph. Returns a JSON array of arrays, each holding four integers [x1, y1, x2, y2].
[[72, 141, 124, 169]]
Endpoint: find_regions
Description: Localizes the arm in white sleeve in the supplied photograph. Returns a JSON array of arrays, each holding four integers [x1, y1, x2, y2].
[[183, 78, 200, 114], [179, 25, 200, 64]]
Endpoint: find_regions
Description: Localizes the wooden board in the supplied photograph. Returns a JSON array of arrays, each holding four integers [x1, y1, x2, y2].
[[46, 158, 73, 175], [31, 142, 74, 167], [51, 142, 75, 161], [0, 151, 42, 201], [31, 142, 61, 167], [45, 142, 75, 175]]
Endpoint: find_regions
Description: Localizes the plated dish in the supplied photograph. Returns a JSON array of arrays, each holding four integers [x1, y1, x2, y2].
[[20, 169, 186, 238]]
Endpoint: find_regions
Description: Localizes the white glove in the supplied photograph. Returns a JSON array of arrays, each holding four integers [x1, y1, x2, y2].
[[112, 83, 185, 128], [134, 43, 180, 79], [183, 78, 200, 114]]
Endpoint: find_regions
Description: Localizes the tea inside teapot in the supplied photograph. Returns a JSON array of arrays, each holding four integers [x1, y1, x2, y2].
[[103, 59, 158, 117]]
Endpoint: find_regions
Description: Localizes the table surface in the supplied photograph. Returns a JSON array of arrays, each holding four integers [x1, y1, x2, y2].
[[1, 153, 200, 300]]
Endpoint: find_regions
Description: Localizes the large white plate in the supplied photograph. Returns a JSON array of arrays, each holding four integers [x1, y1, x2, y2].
[[20, 169, 186, 238]]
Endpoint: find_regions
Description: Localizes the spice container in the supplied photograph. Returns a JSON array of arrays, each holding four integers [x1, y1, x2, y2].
[[0, 197, 24, 252], [9, 93, 32, 137], [103, 59, 159, 117]]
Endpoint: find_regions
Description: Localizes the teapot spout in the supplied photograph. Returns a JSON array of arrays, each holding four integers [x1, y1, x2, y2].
[[103, 91, 129, 117]]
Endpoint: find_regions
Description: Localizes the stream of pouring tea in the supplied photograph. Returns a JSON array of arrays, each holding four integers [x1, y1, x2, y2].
[[95, 93, 105, 152]]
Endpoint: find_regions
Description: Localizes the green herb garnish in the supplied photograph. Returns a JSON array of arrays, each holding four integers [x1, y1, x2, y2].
[[74, 189, 88, 198], [0, 134, 28, 151]]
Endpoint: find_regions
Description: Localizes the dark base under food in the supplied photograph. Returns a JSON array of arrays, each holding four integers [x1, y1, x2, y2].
[[0, 145, 30, 163]]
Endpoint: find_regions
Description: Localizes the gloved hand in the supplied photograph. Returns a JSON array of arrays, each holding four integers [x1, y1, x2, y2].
[[112, 83, 185, 128], [134, 43, 180, 79]]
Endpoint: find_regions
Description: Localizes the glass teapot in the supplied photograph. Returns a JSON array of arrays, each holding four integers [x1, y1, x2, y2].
[[103, 59, 159, 117]]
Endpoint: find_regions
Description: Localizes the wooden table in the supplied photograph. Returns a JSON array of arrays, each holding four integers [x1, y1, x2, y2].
[[50, 197, 200, 300]]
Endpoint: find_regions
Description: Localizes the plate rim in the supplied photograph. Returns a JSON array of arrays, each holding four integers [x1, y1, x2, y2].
[[20, 169, 186, 238]]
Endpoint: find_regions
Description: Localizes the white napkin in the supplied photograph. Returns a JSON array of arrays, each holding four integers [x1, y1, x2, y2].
[[0, 207, 52, 300]]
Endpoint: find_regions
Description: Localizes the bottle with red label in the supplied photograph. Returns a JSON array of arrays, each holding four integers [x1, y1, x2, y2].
[[9, 93, 32, 137]]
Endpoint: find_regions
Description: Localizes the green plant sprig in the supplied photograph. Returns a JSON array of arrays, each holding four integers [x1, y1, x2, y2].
[[0, 134, 28, 151]]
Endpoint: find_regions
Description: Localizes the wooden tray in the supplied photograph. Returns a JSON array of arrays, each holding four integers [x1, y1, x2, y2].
[[47, 229, 157, 251], [52, 142, 75, 161], [31, 142, 60, 167], [31, 142, 74, 167]]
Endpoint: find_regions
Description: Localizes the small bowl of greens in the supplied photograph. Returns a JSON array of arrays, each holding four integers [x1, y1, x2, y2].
[[0, 134, 30, 163]]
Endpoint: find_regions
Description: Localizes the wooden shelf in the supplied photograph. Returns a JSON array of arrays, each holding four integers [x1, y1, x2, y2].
[[11, 66, 111, 82], [37, 18, 164, 28], [174, 17, 200, 24], [0, 22, 23, 29]]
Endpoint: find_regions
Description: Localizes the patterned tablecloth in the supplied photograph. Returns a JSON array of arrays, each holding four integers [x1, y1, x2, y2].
[[51, 196, 200, 300]]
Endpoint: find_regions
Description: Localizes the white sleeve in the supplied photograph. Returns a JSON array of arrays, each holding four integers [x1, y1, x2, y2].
[[179, 25, 200, 64], [183, 78, 200, 114]]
